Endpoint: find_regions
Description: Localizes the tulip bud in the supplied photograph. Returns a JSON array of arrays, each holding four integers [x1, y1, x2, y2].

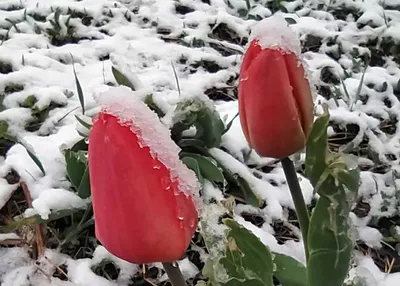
[[238, 15, 314, 159], [88, 87, 200, 264]]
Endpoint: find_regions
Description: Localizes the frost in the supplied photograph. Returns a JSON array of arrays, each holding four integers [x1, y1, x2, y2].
[[250, 14, 301, 55], [96, 86, 202, 211]]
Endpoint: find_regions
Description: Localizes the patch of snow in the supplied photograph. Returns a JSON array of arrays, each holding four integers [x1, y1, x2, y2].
[[250, 14, 301, 55]]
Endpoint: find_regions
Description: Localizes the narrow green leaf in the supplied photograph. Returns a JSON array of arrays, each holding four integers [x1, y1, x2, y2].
[[144, 94, 165, 117], [272, 252, 307, 286], [181, 152, 224, 183], [171, 62, 181, 96], [112, 66, 135, 90], [77, 166, 91, 199], [351, 58, 370, 111], [71, 56, 85, 114], [19, 141, 45, 176], [220, 219, 274, 286], [222, 112, 239, 135], [75, 115, 92, 130]]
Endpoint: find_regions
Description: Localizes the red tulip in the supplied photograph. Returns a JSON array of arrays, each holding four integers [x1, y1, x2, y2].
[[88, 88, 200, 264], [238, 22, 314, 159]]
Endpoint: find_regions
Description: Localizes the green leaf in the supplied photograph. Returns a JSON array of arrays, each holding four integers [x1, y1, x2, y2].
[[172, 98, 225, 148], [0, 120, 9, 137], [71, 138, 88, 152], [181, 152, 224, 183], [272, 252, 307, 286], [304, 110, 360, 286], [182, 156, 204, 184], [65, 149, 91, 198], [71, 57, 85, 114], [75, 115, 92, 131], [77, 167, 91, 199], [144, 94, 165, 118], [19, 141, 45, 176], [220, 219, 274, 286], [307, 179, 354, 286], [305, 110, 330, 187], [112, 66, 135, 91], [222, 113, 239, 135]]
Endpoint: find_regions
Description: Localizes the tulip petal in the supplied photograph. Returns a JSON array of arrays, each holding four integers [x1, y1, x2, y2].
[[239, 48, 306, 158], [89, 113, 197, 263], [239, 40, 262, 149], [284, 53, 314, 137]]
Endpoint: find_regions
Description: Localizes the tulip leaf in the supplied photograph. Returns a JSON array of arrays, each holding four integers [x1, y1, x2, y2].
[[304, 110, 360, 286], [307, 176, 356, 286], [305, 110, 329, 187], [219, 219, 274, 286], [172, 98, 225, 148], [182, 156, 204, 184], [112, 66, 136, 91], [65, 149, 91, 198], [272, 252, 307, 286], [181, 152, 224, 183]]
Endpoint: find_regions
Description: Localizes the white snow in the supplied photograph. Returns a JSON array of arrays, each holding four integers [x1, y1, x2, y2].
[[250, 14, 302, 55]]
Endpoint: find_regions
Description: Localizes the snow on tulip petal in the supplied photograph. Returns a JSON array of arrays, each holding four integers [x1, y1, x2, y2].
[[250, 15, 301, 55], [89, 113, 198, 263], [95, 86, 201, 209], [238, 15, 314, 159]]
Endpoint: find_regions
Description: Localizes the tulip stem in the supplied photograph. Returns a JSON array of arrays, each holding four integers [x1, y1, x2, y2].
[[281, 157, 310, 261], [162, 262, 188, 286]]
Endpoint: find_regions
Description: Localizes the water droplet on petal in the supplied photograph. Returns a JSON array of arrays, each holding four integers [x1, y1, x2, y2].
[[178, 216, 184, 221]]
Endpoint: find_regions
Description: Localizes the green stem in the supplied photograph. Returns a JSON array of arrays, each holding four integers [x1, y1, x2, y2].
[[162, 262, 187, 286], [281, 157, 310, 261]]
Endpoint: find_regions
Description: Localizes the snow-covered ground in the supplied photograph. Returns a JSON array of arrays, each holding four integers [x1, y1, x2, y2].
[[0, 0, 400, 285]]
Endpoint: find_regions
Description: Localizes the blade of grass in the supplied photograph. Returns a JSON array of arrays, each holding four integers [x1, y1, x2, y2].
[[70, 54, 85, 114], [171, 62, 181, 96], [351, 57, 370, 111], [20, 142, 45, 176]]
